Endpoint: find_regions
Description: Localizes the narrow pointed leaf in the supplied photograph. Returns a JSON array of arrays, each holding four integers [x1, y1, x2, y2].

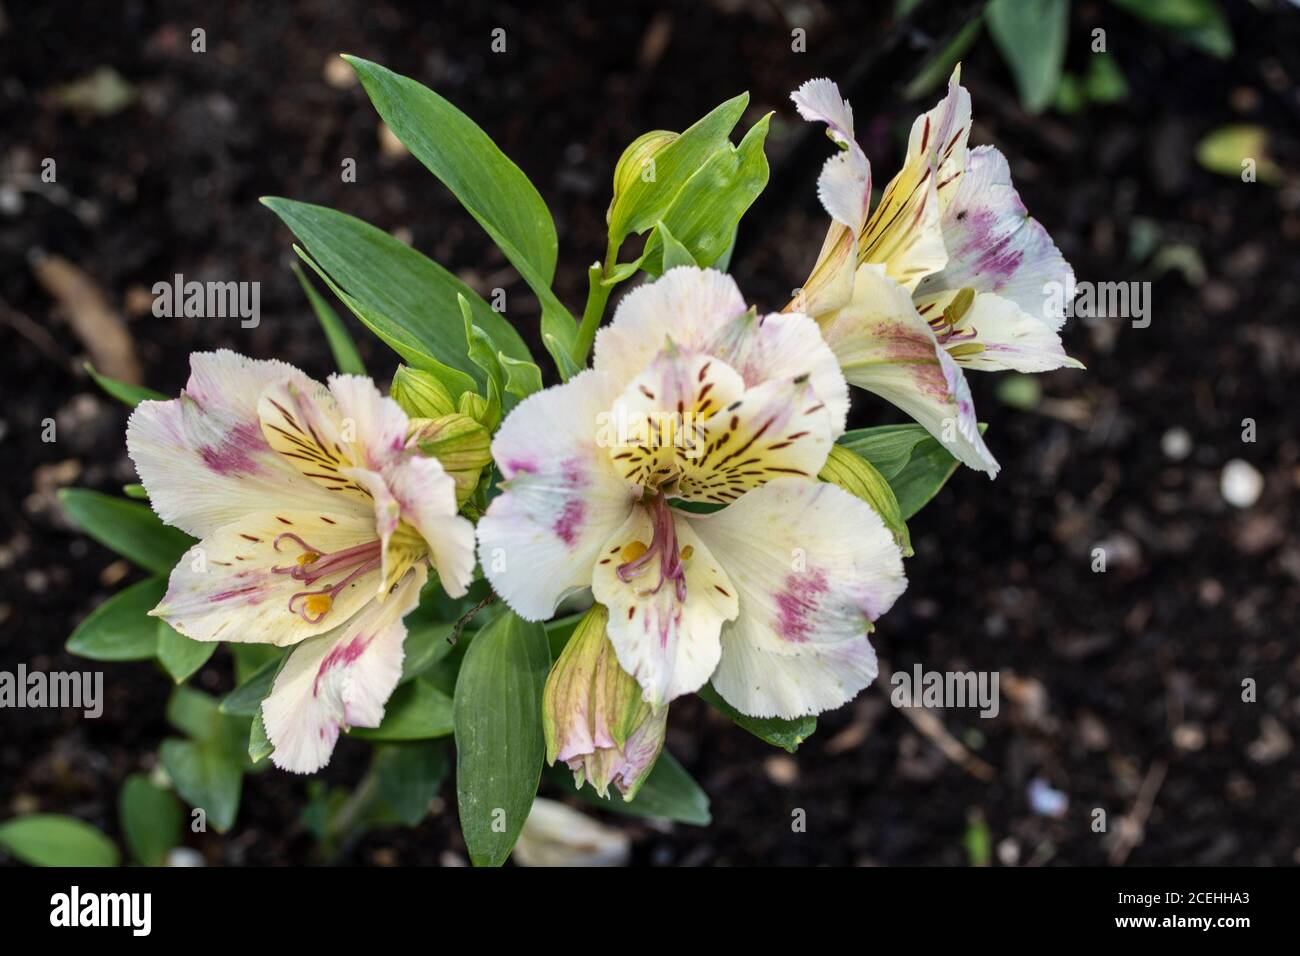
[[453, 611, 550, 866], [66, 576, 165, 661], [292, 262, 365, 375], [59, 489, 193, 576], [0, 815, 119, 867], [342, 56, 577, 374], [262, 197, 531, 390], [85, 363, 164, 408], [698, 684, 816, 754]]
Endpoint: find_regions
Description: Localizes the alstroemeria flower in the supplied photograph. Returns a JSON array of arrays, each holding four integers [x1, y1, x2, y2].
[[126, 350, 475, 772], [790, 68, 1081, 477], [478, 267, 906, 718]]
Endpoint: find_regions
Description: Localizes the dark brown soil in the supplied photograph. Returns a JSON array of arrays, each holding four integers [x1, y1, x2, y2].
[[2, 0, 1298, 865]]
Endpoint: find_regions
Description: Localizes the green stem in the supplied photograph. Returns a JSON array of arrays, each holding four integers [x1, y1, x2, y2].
[[322, 766, 382, 862], [571, 238, 621, 367]]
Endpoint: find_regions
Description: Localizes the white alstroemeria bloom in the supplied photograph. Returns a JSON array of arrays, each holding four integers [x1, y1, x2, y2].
[[126, 350, 476, 772], [478, 267, 906, 719], [791, 68, 1081, 478]]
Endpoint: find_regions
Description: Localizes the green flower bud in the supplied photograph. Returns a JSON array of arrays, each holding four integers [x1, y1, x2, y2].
[[607, 129, 679, 227], [391, 365, 456, 418], [456, 390, 492, 426], [410, 413, 492, 507], [819, 444, 913, 556]]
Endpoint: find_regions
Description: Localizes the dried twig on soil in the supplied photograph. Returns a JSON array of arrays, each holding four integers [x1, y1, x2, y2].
[[30, 251, 141, 383], [1108, 758, 1169, 866], [876, 664, 996, 782]]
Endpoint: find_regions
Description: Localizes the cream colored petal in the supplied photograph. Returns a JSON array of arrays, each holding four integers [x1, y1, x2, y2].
[[916, 145, 1076, 331], [327, 374, 412, 470], [916, 290, 1083, 373], [263, 564, 426, 774], [593, 507, 739, 707], [822, 265, 999, 476], [701, 309, 850, 437], [152, 510, 381, 647], [593, 267, 749, 385], [126, 350, 349, 538], [478, 370, 635, 620], [905, 65, 972, 211], [687, 478, 906, 718], [380, 454, 476, 599], [858, 153, 948, 292], [257, 377, 375, 510]]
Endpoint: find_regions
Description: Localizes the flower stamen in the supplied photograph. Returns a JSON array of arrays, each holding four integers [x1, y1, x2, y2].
[[616, 493, 688, 602], [288, 555, 383, 624]]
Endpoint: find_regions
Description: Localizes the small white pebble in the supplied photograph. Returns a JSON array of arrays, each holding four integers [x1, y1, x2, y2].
[[763, 754, 799, 786], [1160, 427, 1192, 461], [165, 847, 206, 867], [1221, 459, 1263, 508], [323, 56, 358, 89], [996, 837, 1021, 866]]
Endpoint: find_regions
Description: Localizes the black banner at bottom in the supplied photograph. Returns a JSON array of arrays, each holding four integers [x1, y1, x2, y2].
[[0, 865, 1283, 940]]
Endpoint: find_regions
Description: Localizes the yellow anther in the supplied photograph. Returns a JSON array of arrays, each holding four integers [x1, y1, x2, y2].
[[296, 552, 320, 568], [680, 545, 694, 561], [303, 593, 333, 617], [621, 540, 649, 563]]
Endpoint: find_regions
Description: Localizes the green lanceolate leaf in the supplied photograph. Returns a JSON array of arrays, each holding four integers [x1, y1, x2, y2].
[[498, 353, 543, 399], [839, 423, 940, 479], [460, 293, 504, 431], [653, 220, 699, 271], [219, 653, 284, 717], [607, 93, 748, 246], [350, 678, 454, 741], [0, 814, 119, 867], [1111, 0, 1232, 59], [66, 576, 164, 661], [59, 489, 193, 576], [156, 619, 217, 683], [986, 0, 1069, 114], [291, 261, 365, 375], [556, 750, 711, 825], [839, 423, 983, 520], [85, 363, 165, 408], [118, 774, 182, 866], [342, 56, 577, 377], [262, 197, 530, 393], [292, 244, 476, 398], [248, 714, 273, 764], [889, 435, 967, 520], [819, 444, 912, 556], [159, 738, 243, 833], [641, 114, 771, 277], [398, 615, 455, 685], [162, 686, 253, 832], [453, 610, 550, 866], [697, 683, 816, 754], [373, 742, 450, 826]]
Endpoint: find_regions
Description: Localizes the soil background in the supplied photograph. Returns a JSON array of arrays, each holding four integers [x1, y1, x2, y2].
[[2, 0, 1299, 866]]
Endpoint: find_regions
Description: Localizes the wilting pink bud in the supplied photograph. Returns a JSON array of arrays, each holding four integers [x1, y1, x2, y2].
[[542, 604, 667, 800]]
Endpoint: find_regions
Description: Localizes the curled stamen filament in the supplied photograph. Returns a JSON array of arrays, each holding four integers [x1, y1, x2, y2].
[[616, 493, 688, 603], [273, 533, 381, 584], [928, 313, 977, 345], [288, 556, 383, 624]]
